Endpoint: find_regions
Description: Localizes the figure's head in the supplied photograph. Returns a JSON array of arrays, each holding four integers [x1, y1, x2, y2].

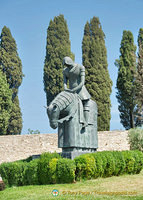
[[63, 57, 74, 67]]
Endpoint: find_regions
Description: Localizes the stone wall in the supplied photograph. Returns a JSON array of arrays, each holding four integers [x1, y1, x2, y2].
[[0, 131, 130, 164]]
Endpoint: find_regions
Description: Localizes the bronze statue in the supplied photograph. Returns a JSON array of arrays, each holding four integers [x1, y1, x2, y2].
[[63, 57, 90, 127], [47, 57, 98, 159]]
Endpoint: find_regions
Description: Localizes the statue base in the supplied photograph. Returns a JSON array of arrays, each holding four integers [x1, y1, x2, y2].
[[60, 147, 97, 160]]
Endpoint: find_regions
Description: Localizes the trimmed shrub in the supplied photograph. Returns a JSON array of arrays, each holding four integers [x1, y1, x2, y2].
[[122, 151, 138, 174], [0, 161, 26, 186], [74, 154, 95, 180], [48, 158, 58, 184], [0, 150, 143, 187], [134, 150, 143, 173], [112, 151, 126, 176], [37, 152, 60, 184], [75, 150, 143, 181], [56, 158, 76, 183], [128, 128, 143, 152], [90, 153, 104, 178], [23, 159, 39, 185], [125, 150, 143, 174], [104, 152, 116, 177], [91, 152, 116, 178]]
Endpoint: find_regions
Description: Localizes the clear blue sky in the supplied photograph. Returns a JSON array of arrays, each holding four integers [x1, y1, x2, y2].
[[0, 0, 142, 134]]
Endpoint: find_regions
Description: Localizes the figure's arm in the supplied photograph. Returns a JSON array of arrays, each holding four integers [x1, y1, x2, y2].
[[71, 66, 85, 92], [63, 69, 68, 90]]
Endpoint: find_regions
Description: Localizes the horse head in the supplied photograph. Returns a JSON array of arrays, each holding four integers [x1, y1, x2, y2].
[[47, 103, 60, 129], [47, 91, 77, 129]]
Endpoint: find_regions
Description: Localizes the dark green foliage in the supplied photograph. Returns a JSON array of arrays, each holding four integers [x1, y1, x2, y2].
[[122, 150, 143, 174], [115, 30, 136, 129], [90, 152, 104, 177], [82, 17, 112, 131], [74, 154, 95, 180], [43, 14, 74, 106], [0, 162, 26, 186], [98, 151, 116, 177], [74, 151, 143, 180], [0, 26, 24, 134], [0, 70, 12, 135], [111, 151, 126, 176], [56, 158, 76, 183], [23, 159, 39, 185], [122, 151, 137, 174], [91, 152, 116, 178], [0, 151, 143, 187], [135, 28, 143, 126], [37, 152, 61, 184], [7, 96, 22, 135], [128, 128, 143, 152], [131, 150, 143, 174]]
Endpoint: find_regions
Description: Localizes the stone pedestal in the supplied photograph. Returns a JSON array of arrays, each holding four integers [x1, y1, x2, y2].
[[60, 147, 97, 160]]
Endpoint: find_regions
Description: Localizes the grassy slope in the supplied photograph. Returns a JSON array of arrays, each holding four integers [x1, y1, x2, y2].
[[0, 171, 143, 200]]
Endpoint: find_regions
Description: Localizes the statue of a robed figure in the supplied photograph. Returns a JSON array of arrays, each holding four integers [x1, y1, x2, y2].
[[47, 57, 98, 159]]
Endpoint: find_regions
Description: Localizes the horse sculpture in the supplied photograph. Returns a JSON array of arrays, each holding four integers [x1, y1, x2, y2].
[[47, 90, 98, 157]]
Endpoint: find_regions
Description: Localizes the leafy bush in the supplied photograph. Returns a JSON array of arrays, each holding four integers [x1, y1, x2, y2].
[[56, 158, 76, 183], [90, 152, 104, 178], [0, 150, 143, 187], [75, 151, 143, 180], [48, 158, 58, 184], [0, 161, 26, 186], [121, 151, 142, 174], [112, 151, 126, 176], [91, 152, 116, 178], [74, 154, 95, 180], [100, 151, 116, 177], [37, 152, 61, 184], [23, 159, 39, 185], [123, 150, 143, 174], [128, 128, 143, 152], [134, 150, 143, 173]]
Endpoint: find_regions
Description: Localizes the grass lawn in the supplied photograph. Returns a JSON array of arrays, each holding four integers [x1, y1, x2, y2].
[[0, 170, 143, 200]]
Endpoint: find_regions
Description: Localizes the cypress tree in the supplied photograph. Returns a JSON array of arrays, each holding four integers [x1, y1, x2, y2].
[[115, 30, 136, 129], [43, 14, 74, 106], [82, 17, 112, 131], [135, 28, 143, 126], [0, 26, 23, 134], [0, 70, 12, 135]]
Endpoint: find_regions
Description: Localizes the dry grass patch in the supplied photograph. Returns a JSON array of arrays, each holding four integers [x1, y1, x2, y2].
[[71, 170, 143, 195]]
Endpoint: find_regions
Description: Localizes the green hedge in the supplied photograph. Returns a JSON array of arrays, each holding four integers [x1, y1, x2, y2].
[[0, 150, 143, 187], [0, 161, 27, 186], [74, 154, 95, 180], [74, 150, 143, 180], [23, 159, 39, 185], [56, 158, 76, 183], [37, 152, 61, 184]]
